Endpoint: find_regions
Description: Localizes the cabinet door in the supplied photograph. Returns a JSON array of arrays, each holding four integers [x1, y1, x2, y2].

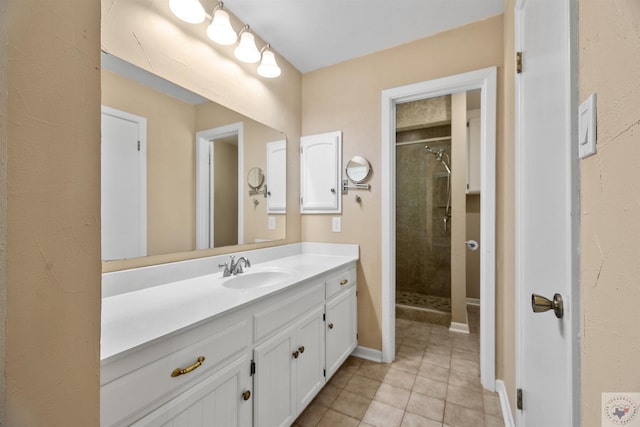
[[300, 131, 341, 213], [131, 355, 252, 427], [325, 286, 357, 379], [253, 325, 297, 427], [295, 305, 325, 411], [266, 140, 287, 213]]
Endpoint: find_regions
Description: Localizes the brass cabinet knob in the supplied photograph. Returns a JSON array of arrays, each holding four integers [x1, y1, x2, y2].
[[328, 323, 334, 329], [171, 356, 205, 377], [298, 346, 305, 353], [292, 350, 299, 359], [242, 390, 251, 401]]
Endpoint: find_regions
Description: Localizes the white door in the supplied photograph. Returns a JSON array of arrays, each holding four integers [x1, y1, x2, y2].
[[294, 306, 325, 411], [515, 0, 579, 425], [101, 107, 147, 260], [300, 131, 341, 213], [325, 286, 357, 379], [266, 140, 287, 213]]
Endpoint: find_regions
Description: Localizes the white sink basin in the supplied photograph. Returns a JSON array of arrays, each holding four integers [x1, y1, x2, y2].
[[221, 269, 294, 290]]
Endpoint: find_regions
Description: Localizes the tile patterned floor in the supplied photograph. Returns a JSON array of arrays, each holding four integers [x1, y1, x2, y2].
[[396, 291, 452, 312], [293, 306, 504, 427]]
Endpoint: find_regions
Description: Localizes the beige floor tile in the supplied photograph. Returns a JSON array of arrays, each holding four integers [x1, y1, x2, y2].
[[483, 391, 502, 418], [398, 345, 426, 361], [417, 362, 449, 383], [362, 400, 405, 427], [317, 409, 360, 427], [406, 392, 445, 423], [447, 369, 481, 391], [484, 414, 505, 427], [296, 403, 329, 427], [383, 366, 417, 390], [449, 358, 480, 377], [313, 383, 341, 407], [402, 335, 430, 350], [446, 384, 484, 412], [392, 355, 422, 375], [424, 345, 452, 357], [330, 389, 372, 420], [342, 356, 365, 372], [451, 347, 479, 363], [330, 367, 356, 389], [373, 383, 411, 410], [359, 423, 376, 427], [443, 402, 485, 427], [401, 412, 443, 427], [356, 360, 390, 382], [422, 351, 451, 368], [344, 374, 381, 400], [412, 376, 447, 400]]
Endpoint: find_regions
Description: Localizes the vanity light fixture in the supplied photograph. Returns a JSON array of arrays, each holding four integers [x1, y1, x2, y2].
[[207, 2, 237, 46], [234, 26, 261, 63], [169, 0, 206, 24], [257, 44, 282, 78]]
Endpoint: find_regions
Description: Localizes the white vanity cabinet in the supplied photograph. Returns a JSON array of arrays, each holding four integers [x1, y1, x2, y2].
[[324, 268, 358, 379]]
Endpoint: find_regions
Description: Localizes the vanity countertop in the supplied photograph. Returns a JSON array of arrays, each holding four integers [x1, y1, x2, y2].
[[101, 251, 358, 363]]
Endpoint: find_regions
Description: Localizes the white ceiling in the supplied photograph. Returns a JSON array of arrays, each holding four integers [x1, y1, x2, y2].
[[222, 0, 505, 73]]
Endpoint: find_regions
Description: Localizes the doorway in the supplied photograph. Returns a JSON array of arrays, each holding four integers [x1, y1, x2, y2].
[[381, 67, 497, 390]]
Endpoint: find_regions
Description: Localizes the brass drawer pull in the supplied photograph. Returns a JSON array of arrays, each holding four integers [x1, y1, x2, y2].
[[328, 323, 334, 330], [292, 350, 299, 359], [242, 390, 251, 401], [340, 279, 349, 286], [171, 356, 205, 377], [298, 346, 305, 353]]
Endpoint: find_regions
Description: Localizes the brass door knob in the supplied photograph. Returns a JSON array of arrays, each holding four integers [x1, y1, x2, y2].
[[298, 346, 305, 353], [292, 350, 299, 359], [242, 390, 251, 401], [328, 323, 334, 329], [531, 293, 564, 318]]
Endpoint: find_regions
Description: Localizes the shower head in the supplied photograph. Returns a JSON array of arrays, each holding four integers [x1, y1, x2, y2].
[[425, 145, 451, 174]]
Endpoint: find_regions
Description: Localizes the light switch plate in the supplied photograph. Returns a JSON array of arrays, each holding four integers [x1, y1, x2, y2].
[[268, 216, 276, 230], [332, 216, 341, 233], [578, 93, 597, 159]]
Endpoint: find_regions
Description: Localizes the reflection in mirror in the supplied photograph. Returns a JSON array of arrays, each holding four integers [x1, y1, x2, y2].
[[247, 167, 265, 190], [345, 156, 371, 184], [101, 53, 286, 261]]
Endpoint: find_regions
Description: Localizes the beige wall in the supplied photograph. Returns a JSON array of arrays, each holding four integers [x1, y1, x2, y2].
[[3, 0, 102, 424], [579, 0, 640, 423], [102, 0, 302, 271], [301, 15, 505, 350]]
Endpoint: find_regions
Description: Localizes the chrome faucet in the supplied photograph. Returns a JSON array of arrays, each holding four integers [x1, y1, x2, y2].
[[219, 255, 251, 277]]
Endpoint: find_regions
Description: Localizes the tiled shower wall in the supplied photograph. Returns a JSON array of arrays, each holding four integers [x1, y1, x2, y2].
[[396, 125, 452, 299]]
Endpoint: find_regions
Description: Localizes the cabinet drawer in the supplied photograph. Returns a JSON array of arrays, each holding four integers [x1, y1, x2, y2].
[[101, 319, 250, 427], [325, 267, 356, 299], [254, 281, 324, 343]]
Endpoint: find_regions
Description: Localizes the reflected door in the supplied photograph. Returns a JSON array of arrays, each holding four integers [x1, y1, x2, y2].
[[101, 106, 147, 260]]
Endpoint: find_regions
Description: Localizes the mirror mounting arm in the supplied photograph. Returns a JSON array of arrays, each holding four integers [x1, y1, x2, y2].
[[341, 179, 371, 195]]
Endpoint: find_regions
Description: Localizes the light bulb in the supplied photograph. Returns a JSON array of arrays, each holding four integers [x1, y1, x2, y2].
[[207, 9, 237, 45], [257, 50, 281, 78], [169, 0, 206, 24], [234, 30, 261, 63]]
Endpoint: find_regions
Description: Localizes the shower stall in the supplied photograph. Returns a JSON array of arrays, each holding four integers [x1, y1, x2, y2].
[[395, 97, 453, 324]]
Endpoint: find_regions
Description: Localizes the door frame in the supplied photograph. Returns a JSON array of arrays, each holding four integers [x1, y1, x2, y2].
[[514, 0, 580, 424], [195, 122, 244, 249], [381, 67, 497, 390], [101, 105, 148, 258]]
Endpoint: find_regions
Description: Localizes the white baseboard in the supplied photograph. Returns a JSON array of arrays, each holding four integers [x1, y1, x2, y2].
[[449, 321, 470, 334], [496, 380, 515, 427], [351, 346, 383, 363], [467, 297, 480, 306]]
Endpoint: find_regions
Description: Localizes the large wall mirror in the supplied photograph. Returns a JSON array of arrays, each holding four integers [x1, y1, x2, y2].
[[101, 53, 287, 262]]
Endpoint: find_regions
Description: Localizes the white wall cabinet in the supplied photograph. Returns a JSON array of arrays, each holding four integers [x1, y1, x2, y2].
[[467, 110, 481, 194], [102, 264, 357, 427], [300, 131, 342, 213], [266, 140, 287, 213]]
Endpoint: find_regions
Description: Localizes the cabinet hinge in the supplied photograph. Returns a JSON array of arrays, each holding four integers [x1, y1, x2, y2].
[[516, 51, 523, 74], [250, 360, 256, 376], [300, 197, 303, 205], [137, 140, 141, 151], [356, 333, 359, 339], [300, 147, 303, 154], [323, 313, 326, 321], [323, 369, 326, 377], [517, 388, 523, 410]]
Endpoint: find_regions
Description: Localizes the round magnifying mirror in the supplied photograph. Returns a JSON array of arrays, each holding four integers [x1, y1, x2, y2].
[[247, 167, 265, 189], [345, 156, 371, 184]]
